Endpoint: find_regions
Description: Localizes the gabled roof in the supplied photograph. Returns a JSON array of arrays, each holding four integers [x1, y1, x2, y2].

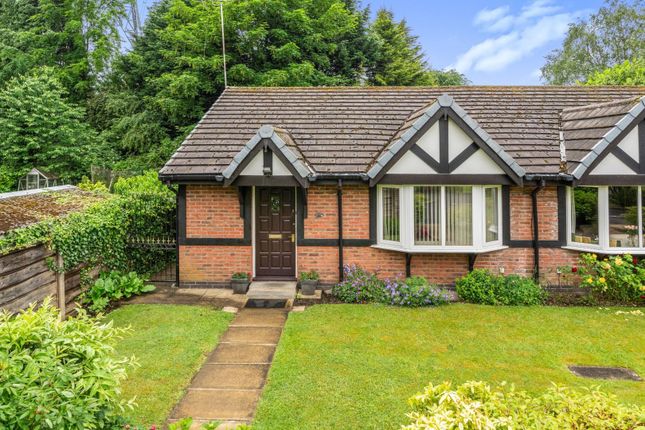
[[159, 86, 645, 180], [366, 94, 525, 184], [565, 96, 645, 179], [222, 125, 313, 187]]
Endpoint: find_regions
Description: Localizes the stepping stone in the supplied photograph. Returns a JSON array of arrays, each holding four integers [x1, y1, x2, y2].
[[191, 364, 269, 389], [222, 306, 238, 314], [173, 389, 260, 421], [222, 326, 282, 344], [291, 305, 306, 312], [232, 311, 287, 327], [208, 343, 276, 364]]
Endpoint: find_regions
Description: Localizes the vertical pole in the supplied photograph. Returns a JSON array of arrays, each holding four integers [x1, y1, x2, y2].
[[56, 254, 66, 320], [220, 1, 227, 88]]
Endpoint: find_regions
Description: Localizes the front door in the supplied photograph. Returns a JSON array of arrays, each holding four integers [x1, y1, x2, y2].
[[255, 187, 295, 278]]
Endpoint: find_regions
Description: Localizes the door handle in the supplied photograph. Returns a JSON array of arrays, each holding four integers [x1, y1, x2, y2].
[[291, 233, 295, 243]]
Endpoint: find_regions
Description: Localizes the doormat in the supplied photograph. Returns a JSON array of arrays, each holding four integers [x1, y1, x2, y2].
[[568, 365, 641, 381]]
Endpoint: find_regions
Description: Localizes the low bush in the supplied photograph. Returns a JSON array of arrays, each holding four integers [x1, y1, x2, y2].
[[456, 269, 545, 305], [0, 300, 136, 428], [82, 270, 155, 313], [577, 253, 644, 302], [231, 272, 249, 280], [333, 266, 447, 307], [385, 276, 448, 307], [403, 381, 643, 429], [332, 265, 388, 304]]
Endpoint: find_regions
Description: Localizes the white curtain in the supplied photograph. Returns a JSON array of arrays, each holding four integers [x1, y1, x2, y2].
[[414, 186, 441, 245], [382, 188, 400, 242], [446, 186, 472, 246]]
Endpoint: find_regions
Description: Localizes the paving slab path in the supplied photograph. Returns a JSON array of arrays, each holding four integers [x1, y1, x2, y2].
[[169, 308, 288, 429]]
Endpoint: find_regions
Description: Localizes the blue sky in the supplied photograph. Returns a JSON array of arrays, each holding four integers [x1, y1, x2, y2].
[[137, 0, 603, 85]]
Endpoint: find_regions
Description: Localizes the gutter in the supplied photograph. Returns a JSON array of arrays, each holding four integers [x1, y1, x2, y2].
[[337, 179, 344, 282], [530, 178, 546, 282]]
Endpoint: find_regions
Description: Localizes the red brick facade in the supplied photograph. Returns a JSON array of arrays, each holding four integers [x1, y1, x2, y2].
[[179, 183, 581, 287]]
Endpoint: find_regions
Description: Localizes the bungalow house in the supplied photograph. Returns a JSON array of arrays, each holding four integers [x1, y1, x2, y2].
[[159, 87, 645, 288]]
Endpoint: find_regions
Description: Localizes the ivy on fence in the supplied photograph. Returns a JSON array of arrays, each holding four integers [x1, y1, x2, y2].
[[0, 171, 176, 275]]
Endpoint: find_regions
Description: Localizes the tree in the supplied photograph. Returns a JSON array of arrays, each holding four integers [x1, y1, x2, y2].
[[367, 9, 467, 86], [0, 0, 128, 103], [585, 58, 645, 85], [541, 0, 644, 84], [0, 70, 99, 191], [93, 0, 381, 170]]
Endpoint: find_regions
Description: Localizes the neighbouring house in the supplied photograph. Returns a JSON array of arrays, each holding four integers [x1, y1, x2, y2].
[[159, 87, 645, 288]]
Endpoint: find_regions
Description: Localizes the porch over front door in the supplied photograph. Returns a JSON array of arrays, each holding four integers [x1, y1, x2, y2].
[[255, 187, 295, 278]]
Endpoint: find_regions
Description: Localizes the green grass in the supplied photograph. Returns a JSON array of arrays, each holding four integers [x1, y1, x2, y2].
[[253, 304, 645, 429], [107, 304, 233, 426]]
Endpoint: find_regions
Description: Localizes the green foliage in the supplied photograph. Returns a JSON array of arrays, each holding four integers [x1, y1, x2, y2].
[[78, 176, 110, 193], [232, 272, 249, 280], [577, 253, 644, 302], [542, 0, 644, 84], [333, 264, 388, 304], [299, 270, 320, 281], [367, 9, 467, 86], [403, 380, 644, 429], [0, 300, 136, 429], [384, 276, 448, 307], [168, 418, 221, 430], [333, 266, 447, 306], [82, 271, 155, 313], [0, 0, 127, 103], [456, 269, 545, 305], [585, 58, 645, 85], [0, 70, 99, 191]]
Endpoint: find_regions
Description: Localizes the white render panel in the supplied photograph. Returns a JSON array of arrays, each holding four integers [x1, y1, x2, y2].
[[616, 126, 639, 163], [448, 118, 472, 161], [415, 121, 440, 161], [240, 151, 292, 176], [590, 152, 637, 176], [451, 149, 505, 174], [389, 150, 437, 174]]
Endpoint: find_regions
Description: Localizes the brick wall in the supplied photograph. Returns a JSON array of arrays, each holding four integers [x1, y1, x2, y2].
[[179, 183, 582, 288], [186, 185, 244, 238]]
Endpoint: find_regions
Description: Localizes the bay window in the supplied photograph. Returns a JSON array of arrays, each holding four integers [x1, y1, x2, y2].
[[567, 185, 645, 253], [377, 185, 503, 252]]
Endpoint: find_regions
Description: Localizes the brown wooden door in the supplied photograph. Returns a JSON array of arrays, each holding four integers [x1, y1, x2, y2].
[[255, 187, 295, 278]]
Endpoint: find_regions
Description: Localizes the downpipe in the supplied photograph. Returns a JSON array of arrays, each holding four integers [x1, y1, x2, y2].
[[531, 179, 545, 282]]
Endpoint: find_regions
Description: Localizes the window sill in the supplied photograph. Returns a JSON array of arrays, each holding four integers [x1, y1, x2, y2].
[[372, 243, 508, 254], [563, 245, 645, 255]]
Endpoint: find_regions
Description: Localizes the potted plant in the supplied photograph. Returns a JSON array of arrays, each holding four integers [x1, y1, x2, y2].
[[231, 272, 250, 294], [299, 270, 319, 295]]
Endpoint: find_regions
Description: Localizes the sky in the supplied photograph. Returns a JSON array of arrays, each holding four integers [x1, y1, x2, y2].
[[137, 0, 604, 85]]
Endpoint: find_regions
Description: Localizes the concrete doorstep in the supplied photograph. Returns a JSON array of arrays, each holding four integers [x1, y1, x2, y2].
[[168, 308, 288, 429]]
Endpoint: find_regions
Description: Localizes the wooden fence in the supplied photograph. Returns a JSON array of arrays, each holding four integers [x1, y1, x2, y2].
[[0, 245, 96, 316]]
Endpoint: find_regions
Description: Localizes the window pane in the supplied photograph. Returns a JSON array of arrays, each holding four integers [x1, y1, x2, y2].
[[382, 188, 400, 242], [608, 186, 639, 248], [571, 187, 598, 244], [446, 186, 472, 246], [485, 187, 499, 242], [414, 186, 441, 245]]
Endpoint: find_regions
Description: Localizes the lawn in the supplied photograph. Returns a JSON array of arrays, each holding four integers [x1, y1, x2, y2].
[[107, 304, 233, 426], [253, 304, 645, 429]]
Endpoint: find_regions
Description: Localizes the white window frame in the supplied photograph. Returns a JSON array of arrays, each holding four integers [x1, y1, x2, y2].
[[375, 184, 505, 253], [565, 185, 645, 254]]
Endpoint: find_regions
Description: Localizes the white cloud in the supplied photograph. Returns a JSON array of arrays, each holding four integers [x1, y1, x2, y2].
[[451, 0, 584, 73]]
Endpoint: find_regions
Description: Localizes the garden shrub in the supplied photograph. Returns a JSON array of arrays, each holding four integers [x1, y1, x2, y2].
[[385, 276, 448, 307], [333, 266, 447, 307], [0, 300, 136, 428], [455, 269, 500, 305], [456, 269, 545, 305], [82, 270, 155, 313], [577, 253, 644, 302], [332, 265, 387, 304], [403, 381, 644, 430]]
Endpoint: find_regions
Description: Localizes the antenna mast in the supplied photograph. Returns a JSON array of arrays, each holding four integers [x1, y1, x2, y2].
[[220, 1, 228, 87]]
